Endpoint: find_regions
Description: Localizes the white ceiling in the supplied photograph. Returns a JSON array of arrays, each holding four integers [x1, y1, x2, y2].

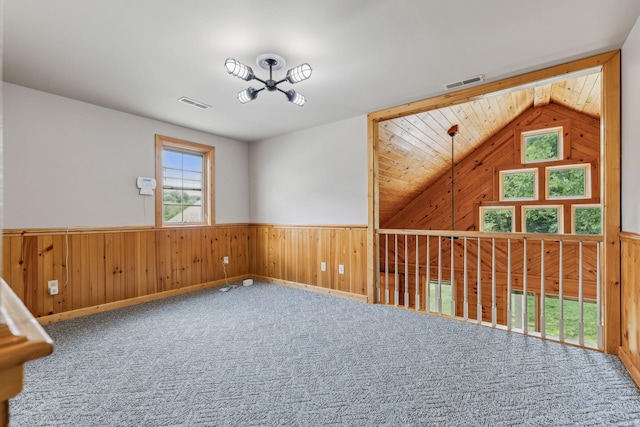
[[4, 0, 640, 142]]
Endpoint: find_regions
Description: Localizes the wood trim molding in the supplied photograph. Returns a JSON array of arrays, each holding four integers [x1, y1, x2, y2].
[[368, 51, 617, 122], [620, 231, 640, 243], [252, 275, 368, 303], [248, 224, 367, 230], [2, 223, 249, 237], [36, 275, 248, 325], [619, 347, 640, 389]]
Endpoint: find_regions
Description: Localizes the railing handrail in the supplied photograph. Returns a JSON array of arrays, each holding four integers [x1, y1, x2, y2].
[[377, 228, 604, 242]]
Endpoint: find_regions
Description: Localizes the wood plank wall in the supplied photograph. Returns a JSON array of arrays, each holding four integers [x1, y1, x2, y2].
[[620, 232, 640, 388], [248, 225, 367, 297], [2, 225, 250, 318], [2, 224, 368, 319], [383, 103, 600, 230]]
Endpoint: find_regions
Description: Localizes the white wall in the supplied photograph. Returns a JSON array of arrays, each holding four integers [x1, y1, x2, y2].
[[3, 83, 249, 228], [622, 16, 640, 233], [249, 115, 367, 225]]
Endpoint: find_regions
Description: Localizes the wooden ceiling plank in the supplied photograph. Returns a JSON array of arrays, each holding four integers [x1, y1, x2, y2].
[[534, 84, 552, 107]]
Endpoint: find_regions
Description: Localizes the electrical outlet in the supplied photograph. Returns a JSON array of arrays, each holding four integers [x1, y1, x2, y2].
[[48, 280, 59, 296], [223, 256, 229, 265], [321, 262, 327, 272], [339, 264, 345, 275]]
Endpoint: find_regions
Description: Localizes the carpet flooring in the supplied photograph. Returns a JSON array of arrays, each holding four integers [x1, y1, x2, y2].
[[9, 281, 640, 426]]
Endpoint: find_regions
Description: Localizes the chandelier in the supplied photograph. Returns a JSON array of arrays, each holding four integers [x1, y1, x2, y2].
[[224, 53, 312, 106]]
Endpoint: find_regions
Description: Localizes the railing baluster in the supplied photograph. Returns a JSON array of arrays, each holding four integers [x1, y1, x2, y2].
[[426, 236, 431, 314], [385, 234, 389, 305], [540, 239, 546, 339], [596, 242, 603, 349], [477, 237, 482, 324], [491, 238, 497, 327], [451, 237, 455, 318], [415, 235, 420, 311], [394, 234, 399, 307], [376, 233, 381, 304], [523, 238, 528, 335], [374, 230, 600, 350], [438, 237, 443, 315], [507, 238, 512, 331], [404, 235, 409, 309], [578, 241, 584, 346], [559, 240, 565, 342], [463, 237, 468, 320]]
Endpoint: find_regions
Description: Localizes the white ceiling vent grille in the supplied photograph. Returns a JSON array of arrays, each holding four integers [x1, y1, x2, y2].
[[444, 75, 484, 90], [178, 97, 211, 110]]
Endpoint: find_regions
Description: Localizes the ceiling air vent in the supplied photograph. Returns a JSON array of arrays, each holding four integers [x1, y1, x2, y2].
[[444, 75, 484, 90], [178, 97, 211, 110]]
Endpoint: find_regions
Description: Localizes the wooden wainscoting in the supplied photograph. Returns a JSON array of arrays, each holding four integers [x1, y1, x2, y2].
[[620, 232, 640, 388], [2, 225, 250, 322], [249, 225, 368, 299]]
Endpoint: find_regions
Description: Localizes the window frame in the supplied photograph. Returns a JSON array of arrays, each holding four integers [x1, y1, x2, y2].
[[520, 126, 564, 164], [479, 206, 516, 232], [545, 163, 591, 200], [571, 204, 603, 235], [499, 167, 539, 201], [155, 134, 215, 227]]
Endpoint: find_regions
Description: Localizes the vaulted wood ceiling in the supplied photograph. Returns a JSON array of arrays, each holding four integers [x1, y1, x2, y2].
[[377, 71, 602, 226]]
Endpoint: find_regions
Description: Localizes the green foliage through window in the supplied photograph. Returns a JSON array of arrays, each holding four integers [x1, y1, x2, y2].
[[548, 167, 587, 198], [574, 206, 602, 235], [523, 129, 560, 163], [502, 170, 536, 200], [524, 207, 560, 234], [482, 208, 513, 232]]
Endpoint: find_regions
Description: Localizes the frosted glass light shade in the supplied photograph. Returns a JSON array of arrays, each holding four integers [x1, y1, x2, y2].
[[286, 63, 312, 84], [286, 90, 306, 106], [225, 58, 254, 81], [238, 87, 258, 104]]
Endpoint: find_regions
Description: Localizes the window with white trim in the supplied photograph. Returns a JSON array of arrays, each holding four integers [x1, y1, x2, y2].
[[499, 168, 538, 201], [522, 126, 563, 163], [155, 135, 215, 226], [480, 206, 515, 232], [522, 205, 563, 234]]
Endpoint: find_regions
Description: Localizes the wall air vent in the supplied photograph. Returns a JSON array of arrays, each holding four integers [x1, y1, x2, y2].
[[444, 75, 484, 90], [178, 97, 211, 110]]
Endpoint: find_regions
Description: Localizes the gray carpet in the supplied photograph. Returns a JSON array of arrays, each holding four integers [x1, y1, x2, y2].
[[9, 281, 640, 426]]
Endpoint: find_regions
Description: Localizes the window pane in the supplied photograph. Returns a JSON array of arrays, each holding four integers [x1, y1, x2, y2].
[[524, 207, 560, 234], [574, 207, 602, 235], [482, 208, 513, 232], [543, 297, 597, 345], [548, 167, 586, 198], [163, 189, 182, 204], [183, 190, 202, 206], [524, 130, 559, 162], [164, 205, 184, 223], [183, 153, 203, 172], [163, 150, 182, 169], [503, 171, 536, 200], [180, 205, 203, 223], [428, 280, 452, 315]]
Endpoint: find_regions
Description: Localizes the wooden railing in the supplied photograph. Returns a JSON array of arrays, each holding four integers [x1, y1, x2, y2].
[[0, 278, 54, 426], [377, 229, 603, 350]]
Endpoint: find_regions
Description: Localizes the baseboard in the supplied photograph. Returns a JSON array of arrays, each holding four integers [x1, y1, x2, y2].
[[619, 346, 640, 389], [251, 275, 368, 303], [36, 275, 248, 324]]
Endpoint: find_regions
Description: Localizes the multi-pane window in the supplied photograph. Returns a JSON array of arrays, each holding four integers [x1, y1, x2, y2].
[[482, 125, 601, 235], [155, 135, 214, 226], [162, 149, 204, 223]]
